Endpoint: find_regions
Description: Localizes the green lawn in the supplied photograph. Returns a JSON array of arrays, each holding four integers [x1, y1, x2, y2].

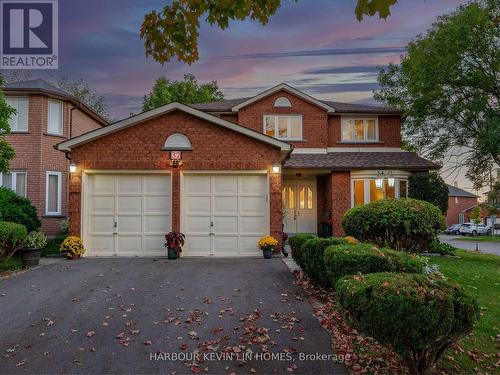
[[427, 250, 500, 373], [459, 236, 500, 242]]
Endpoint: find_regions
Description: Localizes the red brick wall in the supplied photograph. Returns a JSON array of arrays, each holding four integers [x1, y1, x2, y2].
[[4, 94, 102, 235], [68, 110, 283, 247], [328, 115, 401, 148], [328, 171, 351, 236], [237, 90, 329, 148], [446, 196, 478, 226]]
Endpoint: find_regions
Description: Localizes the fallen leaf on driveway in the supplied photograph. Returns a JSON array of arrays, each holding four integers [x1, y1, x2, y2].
[[179, 343, 188, 350], [16, 360, 27, 367], [143, 340, 152, 345], [86, 331, 96, 337]]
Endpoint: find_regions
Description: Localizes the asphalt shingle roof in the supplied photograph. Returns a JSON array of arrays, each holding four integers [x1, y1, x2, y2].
[[283, 152, 440, 170], [447, 184, 478, 198], [2, 79, 75, 98]]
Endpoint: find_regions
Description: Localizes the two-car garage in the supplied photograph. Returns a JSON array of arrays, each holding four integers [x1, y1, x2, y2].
[[84, 172, 269, 257]]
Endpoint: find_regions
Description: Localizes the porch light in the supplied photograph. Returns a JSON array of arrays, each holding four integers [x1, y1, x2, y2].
[[169, 151, 183, 168], [387, 177, 395, 188], [69, 163, 77, 173], [272, 162, 281, 174], [375, 172, 384, 189]]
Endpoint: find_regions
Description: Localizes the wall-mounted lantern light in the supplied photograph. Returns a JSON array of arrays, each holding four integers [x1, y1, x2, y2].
[[375, 174, 384, 189], [375, 171, 395, 189], [387, 177, 395, 188], [169, 151, 183, 168], [272, 162, 281, 175], [69, 162, 77, 173]]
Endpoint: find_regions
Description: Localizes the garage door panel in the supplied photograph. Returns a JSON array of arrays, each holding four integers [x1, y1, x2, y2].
[[186, 196, 211, 215], [144, 235, 166, 255], [214, 216, 238, 234], [186, 175, 211, 195], [116, 175, 142, 195], [90, 236, 115, 256], [91, 175, 114, 194], [213, 176, 237, 195], [185, 215, 210, 234], [214, 236, 238, 256], [240, 216, 267, 235], [145, 215, 171, 233], [240, 176, 267, 195], [90, 196, 114, 214], [116, 196, 142, 214], [213, 196, 238, 215], [240, 196, 266, 215], [118, 216, 142, 233], [90, 216, 114, 233], [239, 236, 262, 255], [117, 236, 142, 254], [144, 196, 171, 214], [185, 236, 211, 256], [144, 175, 171, 195]]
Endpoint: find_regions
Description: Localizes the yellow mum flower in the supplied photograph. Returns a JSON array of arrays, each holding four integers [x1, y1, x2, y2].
[[60, 236, 86, 256], [258, 236, 278, 249]]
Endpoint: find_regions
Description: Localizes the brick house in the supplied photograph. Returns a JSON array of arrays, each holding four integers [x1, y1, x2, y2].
[[445, 184, 479, 226], [56, 83, 439, 257], [1, 80, 108, 235]]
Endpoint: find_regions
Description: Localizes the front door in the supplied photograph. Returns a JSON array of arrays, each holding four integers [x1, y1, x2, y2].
[[282, 179, 317, 234]]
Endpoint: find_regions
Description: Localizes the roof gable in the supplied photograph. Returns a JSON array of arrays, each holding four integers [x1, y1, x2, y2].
[[231, 83, 336, 113], [57, 102, 291, 152]]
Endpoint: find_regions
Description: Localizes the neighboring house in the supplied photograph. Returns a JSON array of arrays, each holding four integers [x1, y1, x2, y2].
[[56, 83, 438, 257], [1, 80, 108, 235], [445, 184, 479, 226]]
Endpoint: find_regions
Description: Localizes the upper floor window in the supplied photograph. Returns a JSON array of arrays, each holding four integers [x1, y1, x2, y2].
[[264, 115, 302, 141], [5, 97, 28, 132], [0, 171, 27, 197], [341, 118, 378, 142], [46, 171, 62, 215], [274, 96, 292, 107], [48, 99, 63, 135]]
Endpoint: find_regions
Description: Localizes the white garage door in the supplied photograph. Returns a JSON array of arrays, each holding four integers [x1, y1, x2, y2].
[[182, 174, 269, 257], [87, 174, 171, 256]]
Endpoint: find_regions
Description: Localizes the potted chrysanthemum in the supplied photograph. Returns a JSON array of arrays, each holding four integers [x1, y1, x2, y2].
[[164, 231, 185, 259], [258, 236, 278, 259], [60, 236, 86, 259]]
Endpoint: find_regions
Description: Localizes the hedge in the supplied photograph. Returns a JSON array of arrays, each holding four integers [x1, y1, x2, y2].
[[324, 243, 424, 287], [0, 187, 41, 232], [289, 234, 316, 266], [336, 273, 480, 375], [300, 237, 346, 286], [342, 198, 445, 253], [0, 221, 28, 262]]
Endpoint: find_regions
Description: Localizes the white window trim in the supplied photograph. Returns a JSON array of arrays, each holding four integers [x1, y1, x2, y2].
[[341, 116, 379, 143], [5, 96, 29, 132], [46, 171, 62, 216], [47, 99, 64, 136], [263, 114, 303, 141], [350, 177, 409, 207], [273, 96, 292, 107], [0, 171, 27, 197]]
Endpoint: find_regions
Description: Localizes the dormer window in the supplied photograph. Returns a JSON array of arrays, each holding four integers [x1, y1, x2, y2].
[[273, 96, 292, 108], [264, 115, 302, 141], [341, 117, 378, 142]]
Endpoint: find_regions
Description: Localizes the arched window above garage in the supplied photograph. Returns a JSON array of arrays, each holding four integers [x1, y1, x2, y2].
[[274, 96, 292, 108], [162, 133, 192, 150]]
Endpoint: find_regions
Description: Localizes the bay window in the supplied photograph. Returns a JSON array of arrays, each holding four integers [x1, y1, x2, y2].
[[341, 118, 378, 142], [0, 171, 27, 197], [48, 100, 63, 135], [351, 175, 409, 206], [46, 171, 62, 215], [5, 97, 29, 132], [264, 115, 302, 141]]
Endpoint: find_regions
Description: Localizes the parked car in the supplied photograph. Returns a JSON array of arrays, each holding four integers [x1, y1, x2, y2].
[[444, 224, 462, 235], [459, 223, 492, 236]]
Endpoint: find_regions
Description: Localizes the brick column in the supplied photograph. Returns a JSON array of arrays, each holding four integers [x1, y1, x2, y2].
[[330, 171, 351, 236], [269, 170, 283, 251], [171, 169, 181, 232]]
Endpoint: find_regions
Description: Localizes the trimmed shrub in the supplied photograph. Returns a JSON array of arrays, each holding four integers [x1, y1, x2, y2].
[[336, 273, 480, 375], [0, 187, 41, 232], [289, 233, 316, 266], [0, 221, 28, 261], [324, 243, 424, 286], [429, 240, 457, 256], [342, 198, 445, 253], [300, 237, 346, 286]]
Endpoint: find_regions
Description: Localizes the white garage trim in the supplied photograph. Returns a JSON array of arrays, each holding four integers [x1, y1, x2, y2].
[[81, 170, 172, 257], [180, 171, 270, 257]]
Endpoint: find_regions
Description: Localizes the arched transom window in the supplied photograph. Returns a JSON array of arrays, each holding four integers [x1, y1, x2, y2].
[[273, 96, 292, 107], [162, 133, 192, 150]]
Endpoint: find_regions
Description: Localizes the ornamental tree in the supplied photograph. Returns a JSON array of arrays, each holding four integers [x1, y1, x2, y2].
[[408, 173, 449, 214], [0, 75, 16, 173], [376, 0, 500, 189]]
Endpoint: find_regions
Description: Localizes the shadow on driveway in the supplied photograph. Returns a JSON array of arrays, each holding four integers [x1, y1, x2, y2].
[[0, 258, 346, 374]]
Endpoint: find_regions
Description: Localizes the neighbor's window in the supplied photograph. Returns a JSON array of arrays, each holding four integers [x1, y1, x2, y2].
[[264, 115, 302, 140], [458, 213, 465, 224], [341, 118, 377, 142], [48, 100, 63, 135], [5, 97, 29, 132], [46, 171, 62, 215], [0, 171, 27, 197], [352, 178, 408, 206]]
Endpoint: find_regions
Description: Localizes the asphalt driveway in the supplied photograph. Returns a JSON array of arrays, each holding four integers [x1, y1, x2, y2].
[[0, 258, 346, 375], [440, 234, 500, 256]]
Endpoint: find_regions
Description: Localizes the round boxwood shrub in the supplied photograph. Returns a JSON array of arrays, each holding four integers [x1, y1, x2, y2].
[[288, 233, 316, 266], [324, 243, 424, 287], [342, 198, 445, 253], [336, 273, 480, 375], [0, 187, 41, 233], [0, 221, 28, 261], [300, 237, 346, 286]]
